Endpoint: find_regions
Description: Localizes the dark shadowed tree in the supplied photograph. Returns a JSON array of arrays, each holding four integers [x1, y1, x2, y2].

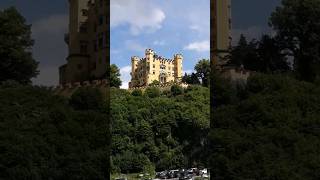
[[270, 0, 320, 81], [257, 34, 290, 73], [0, 7, 38, 84]]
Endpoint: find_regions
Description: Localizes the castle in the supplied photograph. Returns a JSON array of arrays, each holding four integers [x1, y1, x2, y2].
[[57, 0, 240, 87], [129, 49, 183, 88], [59, 0, 108, 84]]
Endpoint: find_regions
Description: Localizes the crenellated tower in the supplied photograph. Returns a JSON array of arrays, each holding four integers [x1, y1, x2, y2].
[[173, 54, 183, 80]]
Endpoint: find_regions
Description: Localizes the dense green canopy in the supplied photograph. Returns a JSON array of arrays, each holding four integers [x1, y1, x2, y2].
[[0, 85, 109, 179], [110, 85, 210, 173], [209, 73, 320, 179]]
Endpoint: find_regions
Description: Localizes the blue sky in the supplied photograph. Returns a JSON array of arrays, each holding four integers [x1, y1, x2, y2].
[[0, 0, 281, 87], [111, 0, 210, 88]]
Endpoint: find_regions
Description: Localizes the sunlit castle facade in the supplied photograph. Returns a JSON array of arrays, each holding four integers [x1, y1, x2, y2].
[[129, 49, 183, 88], [59, 0, 108, 84]]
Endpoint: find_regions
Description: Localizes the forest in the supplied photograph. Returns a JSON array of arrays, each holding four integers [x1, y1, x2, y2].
[[110, 85, 209, 173]]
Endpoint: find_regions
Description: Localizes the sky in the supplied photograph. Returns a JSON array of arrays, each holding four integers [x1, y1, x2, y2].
[[0, 0, 281, 87]]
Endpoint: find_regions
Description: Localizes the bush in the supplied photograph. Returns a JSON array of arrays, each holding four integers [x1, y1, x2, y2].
[[144, 87, 160, 98], [131, 89, 143, 96], [69, 87, 104, 111], [0, 85, 109, 179], [171, 85, 183, 96]]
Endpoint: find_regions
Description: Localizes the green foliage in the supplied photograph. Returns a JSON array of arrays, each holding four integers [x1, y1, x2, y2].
[[209, 73, 320, 179], [0, 7, 39, 84], [170, 84, 183, 96], [0, 85, 109, 179], [111, 85, 209, 173], [149, 80, 160, 86], [229, 34, 289, 73], [182, 73, 201, 85], [144, 87, 161, 98], [195, 59, 210, 87], [69, 87, 104, 111], [110, 64, 122, 88], [131, 89, 143, 96]]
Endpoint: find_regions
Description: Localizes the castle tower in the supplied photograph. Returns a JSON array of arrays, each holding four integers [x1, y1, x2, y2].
[[216, 0, 232, 65], [145, 49, 155, 62], [173, 54, 183, 81], [67, 0, 89, 54], [59, 0, 108, 84], [131, 56, 139, 75]]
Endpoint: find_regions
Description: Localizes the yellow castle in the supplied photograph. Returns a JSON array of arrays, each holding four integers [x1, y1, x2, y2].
[[129, 49, 183, 88]]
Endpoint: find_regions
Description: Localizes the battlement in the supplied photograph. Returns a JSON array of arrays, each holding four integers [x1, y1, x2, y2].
[[131, 56, 140, 61], [174, 54, 183, 59], [56, 79, 108, 90], [145, 48, 155, 55]]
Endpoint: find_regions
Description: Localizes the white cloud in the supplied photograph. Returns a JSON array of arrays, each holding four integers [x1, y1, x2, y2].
[[153, 40, 166, 46], [120, 65, 132, 89], [111, 0, 166, 35], [184, 40, 210, 52], [125, 40, 146, 52]]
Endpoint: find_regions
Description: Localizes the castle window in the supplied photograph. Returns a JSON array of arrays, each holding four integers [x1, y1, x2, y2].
[[153, 64, 155, 68], [153, 71, 155, 74]]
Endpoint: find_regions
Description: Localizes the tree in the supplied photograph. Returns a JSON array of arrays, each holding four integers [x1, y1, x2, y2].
[[144, 87, 160, 98], [270, 0, 320, 81], [182, 73, 200, 85], [195, 59, 210, 87], [0, 7, 39, 84], [149, 80, 160, 86], [170, 84, 183, 96], [0, 85, 109, 179], [230, 34, 290, 73], [229, 35, 261, 71], [69, 87, 104, 111], [131, 89, 143, 96], [209, 73, 320, 179], [257, 34, 290, 73], [110, 64, 122, 88], [229, 34, 250, 66]]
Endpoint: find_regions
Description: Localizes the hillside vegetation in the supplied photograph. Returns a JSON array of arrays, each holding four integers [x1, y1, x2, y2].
[[110, 85, 209, 173]]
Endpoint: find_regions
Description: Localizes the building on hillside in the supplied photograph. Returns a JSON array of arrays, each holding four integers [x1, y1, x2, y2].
[[59, 0, 108, 84], [129, 49, 183, 88]]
